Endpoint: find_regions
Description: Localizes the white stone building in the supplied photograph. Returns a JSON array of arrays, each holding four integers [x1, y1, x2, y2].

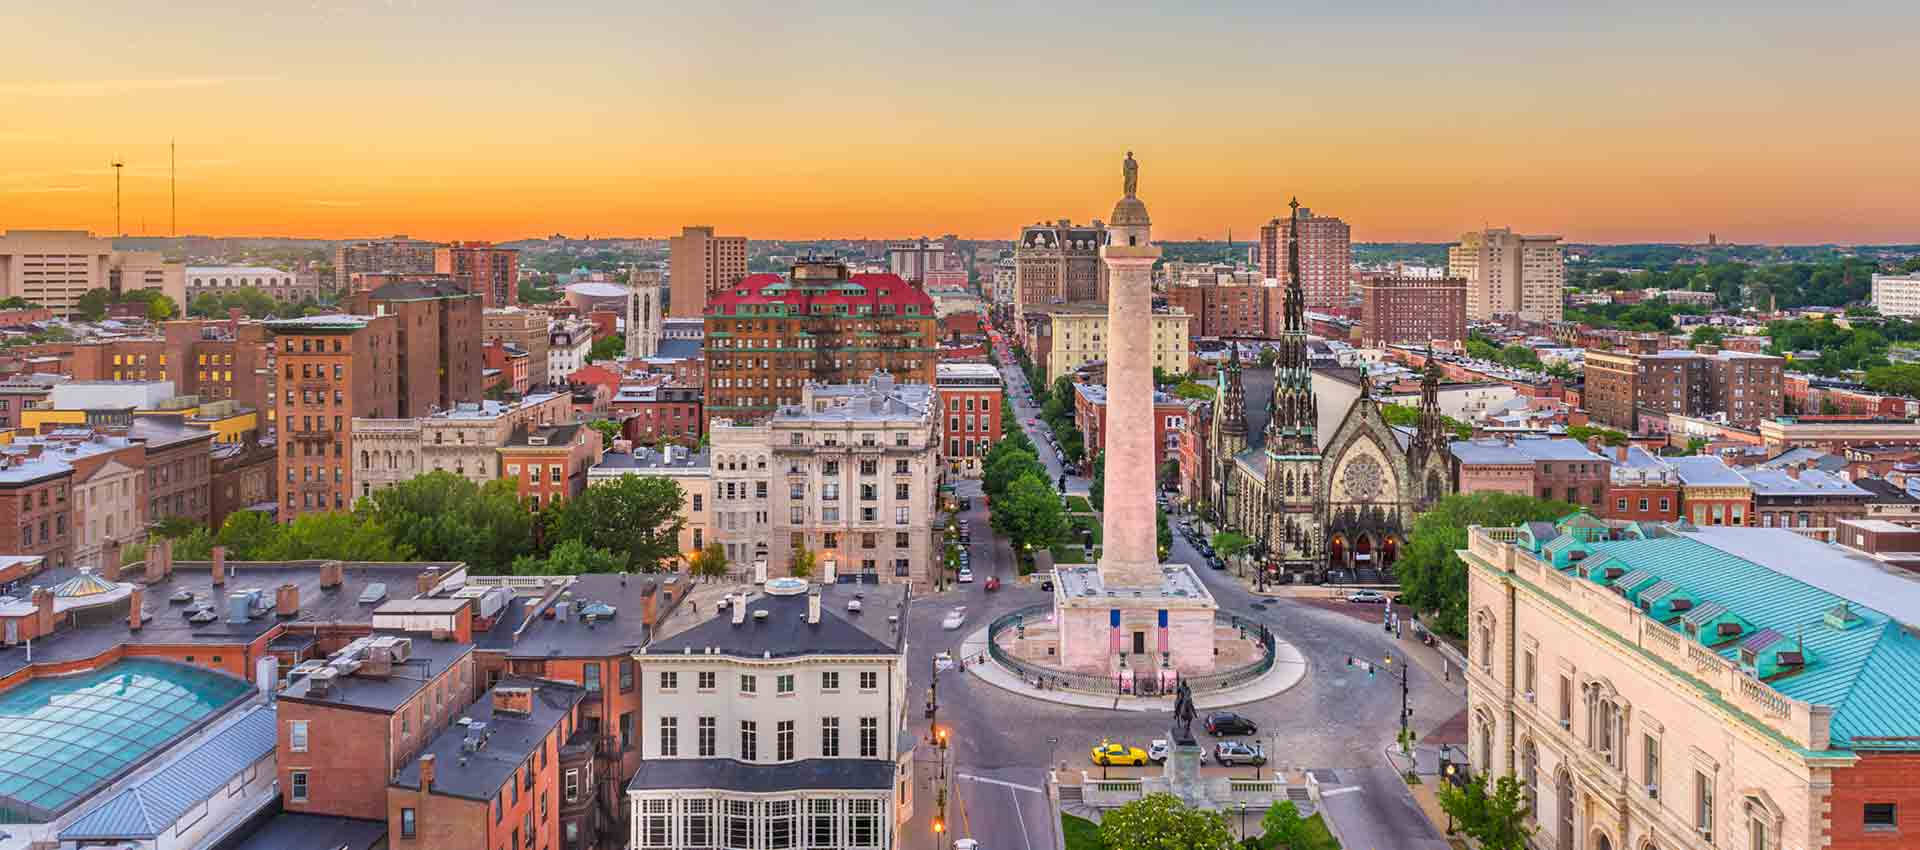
[[1870, 273, 1920, 319], [588, 444, 713, 561], [350, 392, 571, 499], [548, 319, 595, 380], [630, 580, 911, 850]]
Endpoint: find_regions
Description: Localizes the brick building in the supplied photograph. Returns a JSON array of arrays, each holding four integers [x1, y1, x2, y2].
[[211, 438, 277, 527], [435, 241, 519, 309], [1745, 464, 1871, 541], [668, 226, 749, 320], [348, 280, 485, 418], [0, 444, 76, 566], [610, 384, 702, 445], [334, 236, 443, 292], [935, 362, 1003, 477], [1358, 276, 1467, 347], [387, 680, 584, 850], [1072, 382, 1186, 471], [1758, 417, 1920, 453], [1258, 206, 1351, 311], [484, 341, 532, 396], [1448, 436, 1612, 511], [1164, 281, 1271, 338], [702, 258, 937, 423], [1666, 455, 1756, 528], [497, 423, 603, 512], [1013, 220, 1106, 308], [1600, 444, 1681, 523], [130, 416, 217, 527], [484, 308, 552, 389], [265, 314, 401, 520], [1583, 338, 1784, 431], [351, 393, 573, 501]]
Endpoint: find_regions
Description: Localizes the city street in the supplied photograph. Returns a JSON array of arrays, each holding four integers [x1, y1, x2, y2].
[[896, 339, 1462, 850]]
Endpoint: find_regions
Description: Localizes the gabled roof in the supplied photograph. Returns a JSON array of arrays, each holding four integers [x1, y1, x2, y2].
[[646, 588, 900, 658], [59, 704, 276, 840]]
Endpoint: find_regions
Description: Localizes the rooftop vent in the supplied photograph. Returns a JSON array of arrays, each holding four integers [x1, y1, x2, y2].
[[305, 667, 338, 696], [359, 583, 388, 605], [1825, 602, 1866, 630], [752, 609, 769, 622]]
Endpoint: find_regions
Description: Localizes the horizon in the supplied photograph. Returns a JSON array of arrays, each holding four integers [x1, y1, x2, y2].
[[5, 2, 1917, 244]]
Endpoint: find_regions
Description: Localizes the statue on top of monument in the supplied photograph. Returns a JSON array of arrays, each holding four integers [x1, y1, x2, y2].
[[1171, 678, 1197, 745], [1123, 151, 1138, 197]]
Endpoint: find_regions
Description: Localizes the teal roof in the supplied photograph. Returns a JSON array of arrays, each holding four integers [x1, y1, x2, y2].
[[1577, 533, 1920, 751]]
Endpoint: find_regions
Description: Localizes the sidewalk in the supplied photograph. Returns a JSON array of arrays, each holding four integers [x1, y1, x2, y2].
[[958, 626, 1308, 711]]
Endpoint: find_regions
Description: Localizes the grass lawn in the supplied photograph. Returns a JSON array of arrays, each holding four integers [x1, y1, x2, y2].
[[1069, 514, 1102, 544], [1051, 545, 1099, 564], [1065, 495, 1093, 513], [1301, 812, 1340, 848], [1062, 814, 1102, 850]]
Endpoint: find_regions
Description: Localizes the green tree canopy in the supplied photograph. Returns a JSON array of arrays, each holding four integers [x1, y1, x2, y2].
[[587, 419, 623, 446], [993, 472, 1067, 553], [257, 512, 412, 562], [1379, 403, 1472, 440], [1863, 363, 1920, 398], [788, 548, 816, 578], [1564, 423, 1629, 447], [1438, 774, 1534, 850], [1098, 793, 1234, 850], [587, 334, 626, 362], [213, 510, 282, 560], [1689, 324, 1727, 347], [511, 538, 625, 575], [690, 542, 730, 579], [358, 472, 533, 573], [1211, 531, 1254, 559], [1089, 452, 1105, 511], [542, 475, 687, 571], [983, 446, 1044, 500], [1395, 493, 1578, 637]]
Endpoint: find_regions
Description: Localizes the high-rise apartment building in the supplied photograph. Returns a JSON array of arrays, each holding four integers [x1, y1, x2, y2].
[[0, 230, 184, 317], [332, 237, 442, 293], [1448, 227, 1565, 321], [482, 308, 553, 388], [347, 280, 484, 417], [1358, 276, 1468, 347], [434, 241, 519, 309], [265, 314, 401, 520], [702, 258, 937, 423], [887, 237, 950, 283], [1023, 302, 1191, 383], [1165, 281, 1272, 338], [1014, 220, 1106, 307], [1870, 273, 1920, 318], [1258, 208, 1351, 311], [667, 226, 748, 319], [1583, 336, 1785, 431]]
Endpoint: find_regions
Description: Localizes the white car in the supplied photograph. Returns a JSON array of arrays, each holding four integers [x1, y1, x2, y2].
[[1346, 590, 1387, 604], [941, 607, 967, 630], [935, 651, 955, 672], [957, 567, 975, 583]]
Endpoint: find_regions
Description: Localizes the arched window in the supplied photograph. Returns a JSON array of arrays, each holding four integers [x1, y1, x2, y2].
[[1520, 741, 1538, 820], [360, 450, 369, 468]]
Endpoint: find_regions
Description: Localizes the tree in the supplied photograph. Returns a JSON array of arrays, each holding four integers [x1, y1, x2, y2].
[[0, 297, 39, 309], [983, 446, 1043, 499], [1157, 507, 1172, 556], [1259, 800, 1308, 849], [1173, 380, 1217, 401], [512, 538, 625, 575], [1496, 344, 1541, 370], [789, 548, 816, 578], [214, 510, 282, 560], [1394, 492, 1577, 637], [1544, 361, 1578, 382], [690, 542, 729, 579], [74, 288, 113, 321], [1098, 793, 1234, 850], [542, 475, 687, 572], [1057, 424, 1086, 465], [1564, 423, 1629, 447], [993, 473, 1067, 554], [1258, 348, 1278, 367], [1863, 363, 1920, 398], [1437, 774, 1534, 850], [1211, 531, 1254, 559], [257, 512, 410, 562], [358, 472, 533, 573], [588, 419, 623, 446], [1689, 324, 1727, 347], [1089, 452, 1105, 511], [588, 334, 626, 362]]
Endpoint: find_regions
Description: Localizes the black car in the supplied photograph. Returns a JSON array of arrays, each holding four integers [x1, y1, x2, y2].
[[1040, 579, 1055, 592], [1204, 711, 1258, 736]]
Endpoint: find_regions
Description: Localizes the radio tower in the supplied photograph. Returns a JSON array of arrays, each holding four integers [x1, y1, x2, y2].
[[111, 158, 125, 237], [170, 139, 177, 237]]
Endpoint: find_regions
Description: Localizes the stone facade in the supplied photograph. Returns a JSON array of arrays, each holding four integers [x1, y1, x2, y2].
[[350, 393, 572, 501]]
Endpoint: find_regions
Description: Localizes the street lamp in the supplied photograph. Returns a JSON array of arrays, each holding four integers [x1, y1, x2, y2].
[[1237, 802, 1248, 840], [1442, 763, 1457, 833]]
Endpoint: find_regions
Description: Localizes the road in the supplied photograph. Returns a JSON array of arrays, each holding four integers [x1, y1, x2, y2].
[[897, 337, 1459, 850]]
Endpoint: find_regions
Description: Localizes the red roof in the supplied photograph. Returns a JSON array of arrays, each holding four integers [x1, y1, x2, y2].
[[706, 272, 934, 317]]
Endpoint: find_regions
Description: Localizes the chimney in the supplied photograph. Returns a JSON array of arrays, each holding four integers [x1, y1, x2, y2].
[[1787, 463, 1802, 480], [153, 537, 174, 580], [416, 568, 441, 596], [640, 583, 658, 629], [276, 583, 299, 618], [128, 586, 144, 631], [731, 593, 747, 625], [1616, 444, 1629, 463], [492, 686, 534, 716], [100, 543, 122, 583], [418, 754, 436, 793], [32, 586, 54, 638], [211, 546, 227, 586], [807, 589, 821, 625], [227, 591, 252, 625], [26, 444, 41, 459], [1585, 436, 1601, 456], [319, 560, 344, 589]]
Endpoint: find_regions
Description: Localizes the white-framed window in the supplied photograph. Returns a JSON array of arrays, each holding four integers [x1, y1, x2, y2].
[[289, 720, 309, 752], [289, 770, 308, 803], [565, 769, 580, 803], [859, 671, 878, 691], [641, 798, 672, 848]]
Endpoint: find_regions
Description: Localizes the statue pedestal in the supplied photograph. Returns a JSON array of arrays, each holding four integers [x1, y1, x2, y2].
[[1164, 743, 1207, 808]]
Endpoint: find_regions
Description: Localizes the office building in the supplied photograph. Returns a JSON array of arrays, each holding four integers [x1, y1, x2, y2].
[[1258, 207, 1351, 311], [1464, 518, 1920, 850], [1359, 276, 1467, 347], [1870, 273, 1920, 318], [1021, 302, 1190, 383], [334, 237, 442, 293], [434, 241, 519, 309], [0, 230, 184, 317], [1448, 227, 1566, 321], [702, 258, 936, 423], [668, 226, 748, 319], [1014, 220, 1106, 307]]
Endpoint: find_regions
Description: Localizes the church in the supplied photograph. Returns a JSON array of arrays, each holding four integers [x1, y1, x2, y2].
[[1194, 201, 1453, 582]]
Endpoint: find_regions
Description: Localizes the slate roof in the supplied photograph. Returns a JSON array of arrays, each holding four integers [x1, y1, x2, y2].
[[1449, 437, 1606, 465], [1574, 528, 1920, 750], [506, 573, 653, 660], [391, 678, 585, 801], [1854, 477, 1920, 503], [628, 758, 894, 793], [223, 813, 386, 850], [646, 584, 904, 658], [1666, 456, 1749, 487], [1741, 467, 1870, 498], [58, 703, 276, 840]]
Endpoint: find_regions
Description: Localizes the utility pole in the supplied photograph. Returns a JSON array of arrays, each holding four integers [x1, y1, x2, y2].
[[111, 159, 125, 237], [170, 138, 176, 238]]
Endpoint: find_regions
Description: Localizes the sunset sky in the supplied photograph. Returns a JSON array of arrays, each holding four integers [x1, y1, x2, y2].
[[4, 1, 1917, 244]]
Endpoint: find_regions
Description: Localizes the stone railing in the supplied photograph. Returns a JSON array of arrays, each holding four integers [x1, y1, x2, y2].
[[1738, 676, 1793, 719], [1080, 776, 1145, 808], [1641, 620, 1682, 654]]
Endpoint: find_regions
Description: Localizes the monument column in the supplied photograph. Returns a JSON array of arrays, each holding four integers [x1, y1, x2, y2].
[[1098, 152, 1163, 587]]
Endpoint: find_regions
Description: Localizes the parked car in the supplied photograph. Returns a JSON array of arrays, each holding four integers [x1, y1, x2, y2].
[[941, 607, 967, 630], [1146, 739, 1208, 765], [958, 498, 971, 510], [934, 652, 955, 672], [1214, 740, 1267, 766], [1040, 578, 1055, 592], [1347, 590, 1387, 604], [1204, 712, 1258, 736], [1206, 557, 1225, 570], [957, 567, 975, 583], [1090, 741, 1149, 766]]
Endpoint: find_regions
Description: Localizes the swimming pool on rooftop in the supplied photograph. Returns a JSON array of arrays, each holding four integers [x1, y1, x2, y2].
[[0, 658, 253, 824]]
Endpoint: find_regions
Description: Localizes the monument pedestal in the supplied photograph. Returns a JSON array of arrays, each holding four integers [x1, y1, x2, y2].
[[1165, 743, 1208, 808]]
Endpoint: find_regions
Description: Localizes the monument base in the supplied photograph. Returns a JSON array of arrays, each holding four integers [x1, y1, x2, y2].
[[1165, 743, 1208, 808]]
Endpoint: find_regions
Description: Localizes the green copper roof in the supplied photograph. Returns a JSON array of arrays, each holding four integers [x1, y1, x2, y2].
[[1577, 534, 1920, 751]]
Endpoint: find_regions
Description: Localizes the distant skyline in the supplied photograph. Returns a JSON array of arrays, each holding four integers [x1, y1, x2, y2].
[[4, 2, 1917, 244]]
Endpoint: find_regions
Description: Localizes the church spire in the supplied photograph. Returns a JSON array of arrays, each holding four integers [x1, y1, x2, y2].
[[1220, 342, 1247, 438], [1409, 345, 1446, 464], [1265, 197, 1318, 456]]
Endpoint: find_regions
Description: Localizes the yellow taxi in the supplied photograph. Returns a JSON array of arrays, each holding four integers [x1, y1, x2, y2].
[[1089, 740, 1149, 766]]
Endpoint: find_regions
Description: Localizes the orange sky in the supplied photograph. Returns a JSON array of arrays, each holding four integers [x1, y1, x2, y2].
[[5, 2, 1917, 244]]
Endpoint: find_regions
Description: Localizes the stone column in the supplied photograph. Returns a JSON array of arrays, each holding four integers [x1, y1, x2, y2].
[[1099, 242, 1163, 587]]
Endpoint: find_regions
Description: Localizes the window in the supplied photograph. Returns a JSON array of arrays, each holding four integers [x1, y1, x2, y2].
[[849, 799, 881, 847], [583, 661, 601, 691], [1865, 803, 1898, 830], [692, 494, 703, 511], [808, 798, 840, 849], [698, 716, 716, 757], [895, 507, 909, 525], [620, 660, 635, 692], [726, 800, 754, 848], [740, 721, 759, 760], [822, 671, 839, 691], [1695, 770, 1715, 840], [565, 769, 580, 803], [859, 671, 878, 691], [1522, 649, 1536, 700], [740, 674, 757, 694], [1644, 735, 1660, 792], [660, 716, 679, 757], [859, 716, 878, 757], [698, 671, 716, 691], [1558, 675, 1573, 726], [620, 711, 634, 750], [660, 670, 678, 691], [290, 771, 308, 802], [822, 717, 840, 757], [896, 483, 910, 500], [290, 720, 309, 752], [777, 674, 795, 695], [401, 807, 416, 838], [777, 720, 795, 760]]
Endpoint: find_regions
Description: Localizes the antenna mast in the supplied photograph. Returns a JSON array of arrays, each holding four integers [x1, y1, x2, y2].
[[170, 138, 177, 238], [111, 158, 125, 237]]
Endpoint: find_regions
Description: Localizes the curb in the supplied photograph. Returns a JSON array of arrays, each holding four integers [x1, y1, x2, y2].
[[961, 627, 1310, 712]]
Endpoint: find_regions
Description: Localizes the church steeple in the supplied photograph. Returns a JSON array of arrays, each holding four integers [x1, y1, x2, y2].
[[1220, 342, 1247, 439], [1265, 198, 1318, 456], [1409, 345, 1445, 464]]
